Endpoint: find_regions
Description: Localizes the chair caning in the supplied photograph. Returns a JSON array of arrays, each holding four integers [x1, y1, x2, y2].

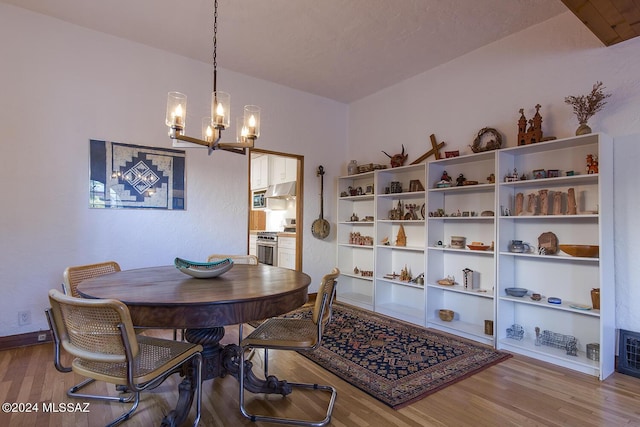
[[47, 289, 203, 426], [63, 261, 121, 297], [312, 268, 340, 325], [50, 289, 138, 362]]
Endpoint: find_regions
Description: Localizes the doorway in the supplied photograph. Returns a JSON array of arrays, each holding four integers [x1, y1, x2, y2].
[[248, 149, 303, 271]]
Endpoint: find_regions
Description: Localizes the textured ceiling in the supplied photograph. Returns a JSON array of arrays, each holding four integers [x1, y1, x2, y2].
[[2, 0, 570, 103]]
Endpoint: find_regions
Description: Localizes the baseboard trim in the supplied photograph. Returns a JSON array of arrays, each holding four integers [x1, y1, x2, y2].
[[0, 330, 52, 351]]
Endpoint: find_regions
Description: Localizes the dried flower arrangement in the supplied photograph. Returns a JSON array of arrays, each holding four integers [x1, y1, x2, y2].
[[564, 81, 611, 125]]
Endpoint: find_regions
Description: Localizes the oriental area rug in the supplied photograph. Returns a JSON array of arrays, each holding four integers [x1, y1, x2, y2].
[[268, 302, 512, 409]]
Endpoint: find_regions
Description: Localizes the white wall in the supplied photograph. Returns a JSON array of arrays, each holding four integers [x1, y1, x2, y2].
[[348, 12, 640, 332], [0, 4, 347, 336], [3, 4, 639, 338]]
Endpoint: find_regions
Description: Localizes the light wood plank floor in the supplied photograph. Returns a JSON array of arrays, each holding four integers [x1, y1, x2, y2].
[[1, 325, 639, 427]]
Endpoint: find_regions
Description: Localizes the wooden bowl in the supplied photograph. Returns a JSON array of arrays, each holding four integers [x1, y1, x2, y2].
[[438, 309, 454, 321], [559, 244, 599, 258]]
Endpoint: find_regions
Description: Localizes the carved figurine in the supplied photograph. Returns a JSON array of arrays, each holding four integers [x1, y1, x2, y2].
[[515, 192, 524, 216], [567, 188, 577, 215], [553, 192, 562, 215], [382, 144, 408, 168], [396, 224, 407, 247], [399, 264, 411, 282], [517, 105, 543, 145], [456, 173, 466, 186], [586, 154, 598, 174], [539, 189, 549, 215], [527, 193, 538, 214]]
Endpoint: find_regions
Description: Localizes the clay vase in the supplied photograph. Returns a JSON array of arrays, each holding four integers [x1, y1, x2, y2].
[[591, 288, 600, 310], [576, 123, 592, 136]]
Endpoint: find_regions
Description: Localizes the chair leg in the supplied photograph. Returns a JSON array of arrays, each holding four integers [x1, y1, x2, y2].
[[239, 346, 337, 427], [68, 378, 134, 403]]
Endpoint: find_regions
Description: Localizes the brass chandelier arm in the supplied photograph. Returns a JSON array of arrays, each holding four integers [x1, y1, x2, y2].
[[170, 132, 254, 155]]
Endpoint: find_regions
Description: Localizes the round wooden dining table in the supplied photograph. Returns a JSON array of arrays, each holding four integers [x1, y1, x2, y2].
[[77, 263, 311, 426]]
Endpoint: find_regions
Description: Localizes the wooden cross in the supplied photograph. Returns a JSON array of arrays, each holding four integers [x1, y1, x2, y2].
[[411, 134, 445, 164]]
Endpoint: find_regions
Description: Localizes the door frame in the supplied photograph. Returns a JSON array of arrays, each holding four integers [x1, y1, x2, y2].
[[248, 148, 304, 271]]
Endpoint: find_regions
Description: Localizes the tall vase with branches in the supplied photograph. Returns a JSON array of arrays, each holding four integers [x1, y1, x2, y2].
[[564, 81, 611, 135]]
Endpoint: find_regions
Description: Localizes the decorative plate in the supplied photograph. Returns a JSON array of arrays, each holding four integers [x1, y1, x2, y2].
[[467, 245, 490, 251], [174, 257, 234, 279], [569, 303, 592, 310]]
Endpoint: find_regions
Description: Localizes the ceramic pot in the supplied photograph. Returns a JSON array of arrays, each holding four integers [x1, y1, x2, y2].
[[509, 240, 530, 253], [347, 160, 358, 175], [576, 123, 592, 136], [591, 288, 600, 309]]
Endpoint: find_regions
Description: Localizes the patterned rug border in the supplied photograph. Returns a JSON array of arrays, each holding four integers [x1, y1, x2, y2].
[[254, 302, 512, 409]]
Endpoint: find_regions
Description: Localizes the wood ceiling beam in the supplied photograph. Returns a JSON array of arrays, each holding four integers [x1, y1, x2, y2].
[[561, 0, 640, 46]]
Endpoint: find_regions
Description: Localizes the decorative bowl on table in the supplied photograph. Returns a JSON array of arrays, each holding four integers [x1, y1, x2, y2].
[[174, 257, 234, 279], [558, 244, 599, 258], [505, 287, 528, 297], [438, 309, 454, 321]]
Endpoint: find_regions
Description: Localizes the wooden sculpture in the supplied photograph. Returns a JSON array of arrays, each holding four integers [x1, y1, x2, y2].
[[411, 134, 445, 164], [539, 189, 549, 215], [567, 188, 577, 215], [527, 193, 538, 214], [396, 224, 407, 247], [553, 192, 562, 215], [515, 193, 524, 216], [517, 105, 543, 145]]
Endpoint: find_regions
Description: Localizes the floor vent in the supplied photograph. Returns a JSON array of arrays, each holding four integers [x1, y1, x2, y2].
[[618, 329, 640, 378]]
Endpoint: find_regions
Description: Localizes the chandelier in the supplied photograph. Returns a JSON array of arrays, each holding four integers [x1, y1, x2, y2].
[[165, 0, 260, 155]]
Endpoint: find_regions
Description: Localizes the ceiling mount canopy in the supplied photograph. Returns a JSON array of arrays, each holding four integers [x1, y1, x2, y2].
[[165, 0, 261, 155]]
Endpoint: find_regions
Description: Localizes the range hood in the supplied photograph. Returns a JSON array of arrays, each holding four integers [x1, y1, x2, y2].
[[265, 181, 296, 199]]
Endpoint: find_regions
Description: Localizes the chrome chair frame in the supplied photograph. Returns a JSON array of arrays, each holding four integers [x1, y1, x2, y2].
[[238, 268, 339, 426], [47, 289, 203, 427]]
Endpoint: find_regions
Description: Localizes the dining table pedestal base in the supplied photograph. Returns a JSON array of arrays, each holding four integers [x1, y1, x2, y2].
[[184, 326, 293, 393]]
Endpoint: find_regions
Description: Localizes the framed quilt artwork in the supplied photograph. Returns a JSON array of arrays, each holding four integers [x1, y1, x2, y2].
[[89, 139, 186, 209]]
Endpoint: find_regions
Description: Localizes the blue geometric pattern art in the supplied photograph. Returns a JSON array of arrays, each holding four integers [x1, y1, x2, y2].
[[89, 139, 186, 210]]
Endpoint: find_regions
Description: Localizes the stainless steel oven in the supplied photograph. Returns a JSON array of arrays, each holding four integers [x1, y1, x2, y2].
[[256, 232, 278, 266]]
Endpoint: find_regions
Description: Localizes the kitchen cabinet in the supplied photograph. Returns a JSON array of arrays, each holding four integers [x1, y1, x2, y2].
[[270, 156, 297, 185], [249, 233, 258, 257], [251, 154, 269, 189], [277, 235, 296, 270]]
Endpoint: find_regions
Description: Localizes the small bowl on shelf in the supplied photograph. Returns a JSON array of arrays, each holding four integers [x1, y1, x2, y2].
[[505, 287, 528, 297], [438, 309, 454, 321], [559, 244, 599, 258]]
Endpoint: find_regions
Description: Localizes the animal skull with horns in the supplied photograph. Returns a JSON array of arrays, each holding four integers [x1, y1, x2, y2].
[[382, 145, 408, 168]]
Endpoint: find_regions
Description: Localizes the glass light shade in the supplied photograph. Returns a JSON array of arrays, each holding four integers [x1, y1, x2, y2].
[[236, 116, 248, 143], [166, 92, 187, 129], [202, 117, 215, 143], [244, 105, 261, 138], [211, 91, 230, 129]]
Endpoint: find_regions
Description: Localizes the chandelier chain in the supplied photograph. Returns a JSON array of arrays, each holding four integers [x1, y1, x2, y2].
[[213, 0, 218, 92]]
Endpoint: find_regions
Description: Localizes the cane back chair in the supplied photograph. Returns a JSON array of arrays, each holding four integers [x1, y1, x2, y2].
[[239, 267, 340, 426], [46, 289, 203, 426], [63, 261, 121, 297]]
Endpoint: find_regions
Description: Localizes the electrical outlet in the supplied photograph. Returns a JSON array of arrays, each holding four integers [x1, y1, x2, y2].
[[18, 310, 31, 326], [37, 333, 47, 341]]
